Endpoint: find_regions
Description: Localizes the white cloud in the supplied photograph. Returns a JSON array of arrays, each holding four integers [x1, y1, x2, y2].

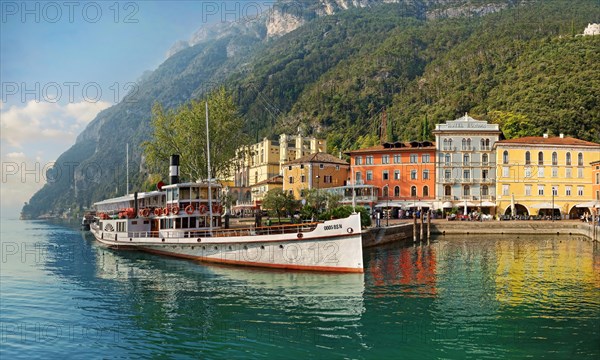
[[0, 100, 110, 148], [0, 100, 111, 217]]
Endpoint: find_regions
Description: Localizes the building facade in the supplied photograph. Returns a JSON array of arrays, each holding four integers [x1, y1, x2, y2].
[[233, 134, 327, 188], [592, 160, 600, 203], [282, 153, 349, 200], [494, 135, 600, 218], [346, 141, 436, 213], [432, 114, 502, 213]]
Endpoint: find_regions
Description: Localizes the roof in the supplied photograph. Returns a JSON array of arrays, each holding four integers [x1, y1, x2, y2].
[[284, 152, 349, 166], [252, 175, 283, 187], [345, 141, 436, 155], [495, 136, 600, 147]]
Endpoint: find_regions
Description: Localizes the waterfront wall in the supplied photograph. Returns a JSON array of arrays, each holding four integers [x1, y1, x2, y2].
[[362, 221, 600, 247]]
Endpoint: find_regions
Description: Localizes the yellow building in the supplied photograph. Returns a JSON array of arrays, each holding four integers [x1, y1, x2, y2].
[[494, 135, 600, 218], [282, 153, 349, 199], [250, 175, 283, 206], [233, 134, 327, 188]]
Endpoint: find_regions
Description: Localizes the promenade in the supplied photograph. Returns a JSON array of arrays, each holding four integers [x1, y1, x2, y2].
[[363, 218, 600, 247]]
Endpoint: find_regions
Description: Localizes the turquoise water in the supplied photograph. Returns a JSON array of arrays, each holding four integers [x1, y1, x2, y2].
[[1, 218, 599, 359]]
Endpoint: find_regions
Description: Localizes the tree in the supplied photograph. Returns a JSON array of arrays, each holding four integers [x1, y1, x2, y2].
[[262, 188, 297, 223], [143, 88, 248, 182], [489, 111, 543, 139]]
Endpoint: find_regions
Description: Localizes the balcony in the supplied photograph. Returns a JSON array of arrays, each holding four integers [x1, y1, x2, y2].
[[461, 146, 474, 152], [442, 177, 455, 184]]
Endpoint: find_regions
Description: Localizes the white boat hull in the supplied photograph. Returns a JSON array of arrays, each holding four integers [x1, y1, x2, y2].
[[90, 214, 364, 273]]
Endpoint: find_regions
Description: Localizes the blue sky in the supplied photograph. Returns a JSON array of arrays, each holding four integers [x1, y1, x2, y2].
[[1, 0, 273, 216]]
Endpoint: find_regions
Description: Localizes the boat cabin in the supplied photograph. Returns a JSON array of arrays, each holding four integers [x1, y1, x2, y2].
[[93, 182, 223, 238]]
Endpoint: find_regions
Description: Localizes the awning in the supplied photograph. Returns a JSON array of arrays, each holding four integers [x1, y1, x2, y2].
[[531, 202, 560, 209], [411, 201, 433, 208], [480, 201, 496, 207], [575, 201, 600, 208], [374, 201, 407, 208], [442, 201, 453, 208]]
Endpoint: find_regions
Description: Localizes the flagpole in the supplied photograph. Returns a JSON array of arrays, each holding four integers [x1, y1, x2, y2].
[[206, 101, 213, 233]]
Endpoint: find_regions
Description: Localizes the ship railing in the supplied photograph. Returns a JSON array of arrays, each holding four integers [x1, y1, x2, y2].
[[128, 222, 320, 240]]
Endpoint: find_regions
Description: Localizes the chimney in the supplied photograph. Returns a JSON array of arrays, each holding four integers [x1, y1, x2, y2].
[[170, 155, 180, 184], [559, 133, 564, 138], [543, 133, 548, 139]]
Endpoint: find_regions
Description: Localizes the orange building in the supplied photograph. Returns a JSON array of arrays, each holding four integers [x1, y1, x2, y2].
[[282, 153, 350, 199], [346, 141, 436, 213], [592, 160, 600, 207]]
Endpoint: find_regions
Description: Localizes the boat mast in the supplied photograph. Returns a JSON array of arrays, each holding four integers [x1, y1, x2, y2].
[[205, 101, 213, 232], [126, 143, 129, 195]]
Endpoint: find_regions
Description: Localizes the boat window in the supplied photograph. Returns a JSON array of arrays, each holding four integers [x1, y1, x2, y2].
[[173, 188, 179, 201], [189, 217, 197, 228], [167, 189, 173, 202], [180, 187, 190, 200], [191, 187, 200, 199]]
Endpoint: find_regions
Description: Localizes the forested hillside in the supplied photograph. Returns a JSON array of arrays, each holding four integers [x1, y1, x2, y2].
[[22, 0, 600, 218]]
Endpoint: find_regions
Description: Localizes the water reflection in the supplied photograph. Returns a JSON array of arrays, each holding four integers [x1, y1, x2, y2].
[[41, 231, 367, 357], [365, 242, 437, 298], [8, 220, 598, 359]]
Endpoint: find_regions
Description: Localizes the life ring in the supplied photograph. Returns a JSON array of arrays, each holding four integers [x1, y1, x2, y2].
[[198, 205, 208, 215], [185, 205, 195, 215], [212, 204, 222, 214], [154, 208, 162, 216], [163, 207, 170, 216], [142, 208, 150, 217], [138, 209, 144, 217], [172, 205, 180, 214]]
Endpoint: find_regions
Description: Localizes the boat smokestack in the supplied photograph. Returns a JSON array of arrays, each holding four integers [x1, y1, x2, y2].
[[170, 155, 180, 185]]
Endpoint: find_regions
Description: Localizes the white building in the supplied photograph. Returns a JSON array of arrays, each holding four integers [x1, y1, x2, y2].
[[583, 23, 600, 36]]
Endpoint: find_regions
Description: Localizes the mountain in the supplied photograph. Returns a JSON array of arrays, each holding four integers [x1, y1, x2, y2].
[[21, 0, 600, 219]]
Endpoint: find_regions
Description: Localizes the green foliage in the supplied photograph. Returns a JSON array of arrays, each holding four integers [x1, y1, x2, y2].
[[488, 111, 543, 139], [143, 88, 248, 182], [322, 205, 371, 228], [261, 188, 297, 223]]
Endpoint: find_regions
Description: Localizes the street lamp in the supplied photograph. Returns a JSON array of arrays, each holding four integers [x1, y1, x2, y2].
[[552, 187, 555, 222], [386, 184, 389, 227]]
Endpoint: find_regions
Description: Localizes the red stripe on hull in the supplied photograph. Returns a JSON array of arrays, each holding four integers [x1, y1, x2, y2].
[[141, 247, 364, 273]]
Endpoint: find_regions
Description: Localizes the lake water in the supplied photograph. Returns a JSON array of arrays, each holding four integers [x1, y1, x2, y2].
[[1, 218, 599, 359]]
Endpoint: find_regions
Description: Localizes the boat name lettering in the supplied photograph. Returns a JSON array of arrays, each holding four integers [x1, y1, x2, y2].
[[324, 224, 342, 231]]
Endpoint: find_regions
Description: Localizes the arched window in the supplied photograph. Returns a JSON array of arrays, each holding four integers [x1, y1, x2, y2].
[[525, 151, 531, 165], [444, 185, 452, 196], [445, 154, 451, 165], [578, 153, 583, 166], [255, 171, 259, 184], [566, 152, 572, 166], [466, 138, 471, 149], [503, 151, 509, 164], [411, 186, 417, 197], [552, 152, 558, 166], [463, 185, 470, 196], [482, 153, 488, 165], [448, 139, 453, 149], [538, 152, 544, 165], [423, 186, 429, 197], [481, 185, 489, 196], [485, 139, 490, 148], [383, 186, 389, 197], [394, 186, 400, 197], [480, 139, 485, 149], [462, 138, 467, 150], [443, 139, 448, 150]]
